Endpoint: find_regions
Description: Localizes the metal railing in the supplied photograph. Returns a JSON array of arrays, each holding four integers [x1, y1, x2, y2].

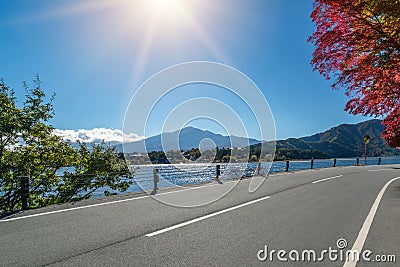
[[7, 156, 400, 211]]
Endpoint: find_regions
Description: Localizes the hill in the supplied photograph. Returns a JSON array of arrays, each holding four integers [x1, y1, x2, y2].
[[274, 119, 399, 158]]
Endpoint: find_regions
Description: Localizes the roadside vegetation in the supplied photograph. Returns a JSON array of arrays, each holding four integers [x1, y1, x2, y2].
[[309, 0, 400, 147], [0, 77, 131, 213]]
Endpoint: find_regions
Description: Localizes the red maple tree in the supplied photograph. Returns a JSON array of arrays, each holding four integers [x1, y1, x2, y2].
[[308, 0, 400, 147]]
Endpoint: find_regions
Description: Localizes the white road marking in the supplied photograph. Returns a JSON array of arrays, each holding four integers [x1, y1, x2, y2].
[[343, 176, 400, 267], [0, 171, 308, 223], [312, 175, 343, 184], [1, 166, 387, 223], [0, 179, 239, 223], [367, 169, 387, 172], [271, 173, 286, 176], [145, 195, 271, 237]]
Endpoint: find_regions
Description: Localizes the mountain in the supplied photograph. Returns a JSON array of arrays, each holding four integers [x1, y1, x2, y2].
[[120, 126, 261, 153], [273, 119, 399, 158], [67, 119, 399, 159]]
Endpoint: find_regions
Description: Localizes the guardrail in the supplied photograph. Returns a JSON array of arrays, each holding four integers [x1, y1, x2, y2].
[[8, 156, 398, 211], [284, 157, 382, 172]]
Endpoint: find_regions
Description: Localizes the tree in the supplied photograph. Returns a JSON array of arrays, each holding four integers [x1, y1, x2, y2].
[[0, 77, 71, 210], [0, 77, 131, 212], [58, 142, 131, 202], [308, 0, 400, 147]]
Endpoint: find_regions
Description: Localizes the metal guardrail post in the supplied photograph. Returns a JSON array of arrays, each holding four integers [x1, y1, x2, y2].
[[20, 175, 29, 210], [153, 168, 159, 191], [378, 157, 381, 165], [356, 157, 359, 166], [285, 161, 289, 172], [311, 158, 314, 169]]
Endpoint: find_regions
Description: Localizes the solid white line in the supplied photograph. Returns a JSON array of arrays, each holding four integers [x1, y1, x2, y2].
[[271, 173, 287, 176], [145, 195, 271, 237], [0, 195, 149, 222], [0, 179, 240, 223], [312, 175, 343, 184], [343, 176, 400, 267]]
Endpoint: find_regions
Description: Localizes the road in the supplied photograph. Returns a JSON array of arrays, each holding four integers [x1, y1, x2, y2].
[[0, 165, 399, 266]]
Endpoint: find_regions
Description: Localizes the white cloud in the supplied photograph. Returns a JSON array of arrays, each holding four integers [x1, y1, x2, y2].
[[53, 128, 144, 143]]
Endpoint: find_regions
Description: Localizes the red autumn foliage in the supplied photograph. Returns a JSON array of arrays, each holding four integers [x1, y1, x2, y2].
[[308, 0, 400, 147]]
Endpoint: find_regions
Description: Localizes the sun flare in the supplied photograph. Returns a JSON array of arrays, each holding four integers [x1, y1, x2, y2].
[[150, 0, 182, 13], [33, 0, 227, 84], [155, 0, 179, 7]]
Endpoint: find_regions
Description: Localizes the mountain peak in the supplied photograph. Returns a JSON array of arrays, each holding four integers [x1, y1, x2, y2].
[[122, 127, 260, 153]]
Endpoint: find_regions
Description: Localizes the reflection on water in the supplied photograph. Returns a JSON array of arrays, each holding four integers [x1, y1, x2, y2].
[[91, 156, 400, 198]]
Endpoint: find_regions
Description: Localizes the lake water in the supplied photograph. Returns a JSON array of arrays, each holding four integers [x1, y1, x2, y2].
[[91, 156, 400, 198]]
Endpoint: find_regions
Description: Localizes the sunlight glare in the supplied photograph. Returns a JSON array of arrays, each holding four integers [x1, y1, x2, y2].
[[152, 0, 181, 11], [156, 0, 179, 6]]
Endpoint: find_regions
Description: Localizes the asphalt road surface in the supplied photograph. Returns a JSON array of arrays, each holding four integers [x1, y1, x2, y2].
[[1, 164, 399, 266]]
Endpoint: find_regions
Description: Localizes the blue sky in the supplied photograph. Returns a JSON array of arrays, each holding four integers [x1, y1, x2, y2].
[[0, 0, 369, 141]]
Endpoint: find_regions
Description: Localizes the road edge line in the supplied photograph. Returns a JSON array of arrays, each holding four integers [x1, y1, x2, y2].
[[343, 176, 400, 267], [0, 179, 240, 223]]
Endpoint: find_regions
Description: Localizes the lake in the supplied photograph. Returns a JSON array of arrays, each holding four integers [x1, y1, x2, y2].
[[91, 156, 400, 198]]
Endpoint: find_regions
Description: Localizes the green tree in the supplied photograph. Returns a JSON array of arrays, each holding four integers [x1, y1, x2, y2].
[[58, 142, 131, 202], [0, 77, 131, 212]]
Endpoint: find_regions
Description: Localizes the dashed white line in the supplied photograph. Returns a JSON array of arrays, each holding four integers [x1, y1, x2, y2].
[[367, 169, 387, 172], [312, 175, 343, 184], [343, 176, 400, 267], [145, 195, 271, 237]]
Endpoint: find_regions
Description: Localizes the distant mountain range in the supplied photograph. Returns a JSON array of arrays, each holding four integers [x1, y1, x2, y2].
[[273, 119, 399, 158], [119, 126, 260, 153], [68, 119, 399, 159]]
